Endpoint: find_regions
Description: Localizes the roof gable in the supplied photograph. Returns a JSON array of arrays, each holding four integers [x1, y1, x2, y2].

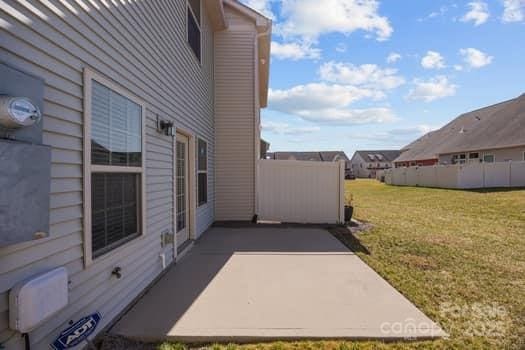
[[354, 150, 401, 162]]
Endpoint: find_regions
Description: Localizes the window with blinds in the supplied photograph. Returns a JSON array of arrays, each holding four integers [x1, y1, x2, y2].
[[92, 173, 139, 257], [89, 79, 144, 259], [187, 0, 201, 62], [91, 81, 142, 167], [197, 138, 207, 206]]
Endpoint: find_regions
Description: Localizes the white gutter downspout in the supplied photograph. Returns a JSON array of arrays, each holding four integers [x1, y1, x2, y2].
[[253, 27, 270, 221]]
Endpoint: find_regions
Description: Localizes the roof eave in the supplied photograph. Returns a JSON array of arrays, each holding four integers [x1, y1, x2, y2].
[[204, 0, 228, 31]]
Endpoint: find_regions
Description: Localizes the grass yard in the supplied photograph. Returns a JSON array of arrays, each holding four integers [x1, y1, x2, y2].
[[131, 180, 525, 350], [340, 180, 525, 349]]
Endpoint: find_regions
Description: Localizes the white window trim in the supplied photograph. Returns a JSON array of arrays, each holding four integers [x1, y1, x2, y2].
[[83, 68, 147, 267], [186, 0, 203, 65], [197, 138, 208, 207], [523, 151, 525, 161]]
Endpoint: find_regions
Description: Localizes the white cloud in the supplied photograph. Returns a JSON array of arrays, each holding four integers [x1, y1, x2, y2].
[[418, 6, 448, 22], [262, 121, 320, 135], [407, 76, 457, 102], [270, 83, 384, 110], [459, 48, 493, 68], [276, 0, 393, 42], [268, 83, 395, 124], [319, 62, 405, 90], [335, 42, 348, 53], [271, 41, 321, 60], [461, 1, 490, 25], [421, 51, 446, 69], [386, 52, 402, 64], [502, 0, 524, 22], [347, 124, 440, 144], [454, 64, 464, 71], [387, 124, 438, 136], [297, 107, 397, 124], [241, 0, 275, 19]]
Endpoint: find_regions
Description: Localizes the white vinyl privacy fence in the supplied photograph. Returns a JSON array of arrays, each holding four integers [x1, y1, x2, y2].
[[257, 159, 345, 224], [385, 161, 525, 189]]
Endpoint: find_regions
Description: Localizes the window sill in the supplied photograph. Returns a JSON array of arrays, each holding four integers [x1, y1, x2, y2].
[[85, 232, 146, 268]]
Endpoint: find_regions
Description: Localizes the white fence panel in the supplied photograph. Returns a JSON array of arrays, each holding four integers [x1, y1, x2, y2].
[[406, 167, 418, 186], [258, 160, 344, 224], [458, 163, 484, 189], [387, 161, 525, 189], [485, 162, 511, 187], [511, 162, 525, 187], [418, 166, 437, 187], [436, 165, 459, 189], [392, 168, 407, 186], [384, 169, 391, 184]]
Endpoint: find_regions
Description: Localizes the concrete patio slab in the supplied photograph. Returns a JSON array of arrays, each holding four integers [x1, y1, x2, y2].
[[110, 227, 446, 343]]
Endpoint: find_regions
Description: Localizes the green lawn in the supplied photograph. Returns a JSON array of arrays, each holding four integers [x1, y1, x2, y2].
[[157, 180, 525, 350]]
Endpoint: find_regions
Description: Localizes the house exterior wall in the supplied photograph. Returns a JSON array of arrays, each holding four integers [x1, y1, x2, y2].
[[214, 5, 257, 221], [439, 146, 525, 164], [0, 1, 216, 348]]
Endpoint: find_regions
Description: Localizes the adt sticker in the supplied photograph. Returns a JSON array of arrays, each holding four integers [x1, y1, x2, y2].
[[51, 312, 101, 350]]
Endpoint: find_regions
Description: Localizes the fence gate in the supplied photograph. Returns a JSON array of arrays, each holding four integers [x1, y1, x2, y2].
[[257, 159, 345, 224]]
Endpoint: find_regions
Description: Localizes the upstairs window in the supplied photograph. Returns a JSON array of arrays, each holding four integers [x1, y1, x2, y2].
[[187, 0, 201, 62], [197, 139, 207, 206]]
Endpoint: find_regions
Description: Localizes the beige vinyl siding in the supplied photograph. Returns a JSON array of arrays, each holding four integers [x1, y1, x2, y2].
[[214, 6, 257, 221], [0, 0, 214, 348]]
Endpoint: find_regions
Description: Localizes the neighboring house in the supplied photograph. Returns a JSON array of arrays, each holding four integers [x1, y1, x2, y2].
[[350, 150, 401, 178], [267, 151, 352, 176], [0, 1, 270, 349], [268, 151, 350, 162], [395, 93, 525, 167]]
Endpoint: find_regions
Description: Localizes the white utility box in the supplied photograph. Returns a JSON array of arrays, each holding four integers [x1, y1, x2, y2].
[[9, 267, 69, 333]]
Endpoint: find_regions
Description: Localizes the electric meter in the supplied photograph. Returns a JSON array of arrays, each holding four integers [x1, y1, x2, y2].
[[0, 96, 42, 129]]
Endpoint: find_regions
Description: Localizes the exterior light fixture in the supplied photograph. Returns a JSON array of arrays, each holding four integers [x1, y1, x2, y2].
[[156, 115, 175, 136]]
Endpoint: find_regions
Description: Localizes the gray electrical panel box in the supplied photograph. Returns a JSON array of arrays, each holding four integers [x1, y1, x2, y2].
[[0, 140, 51, 246], [1, 62, 50, 246]]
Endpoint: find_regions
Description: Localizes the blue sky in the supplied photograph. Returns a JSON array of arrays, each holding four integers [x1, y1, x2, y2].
[[242, 0, 525, 157]]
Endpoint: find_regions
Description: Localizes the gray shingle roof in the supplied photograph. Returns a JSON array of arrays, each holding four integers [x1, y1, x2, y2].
[[395, 94, 525, 162], [354, 150, 401, 162]]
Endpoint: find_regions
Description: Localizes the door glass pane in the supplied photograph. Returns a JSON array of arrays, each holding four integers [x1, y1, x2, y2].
[[198, 139, 207, 171], [176, 141, 186, 232]]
